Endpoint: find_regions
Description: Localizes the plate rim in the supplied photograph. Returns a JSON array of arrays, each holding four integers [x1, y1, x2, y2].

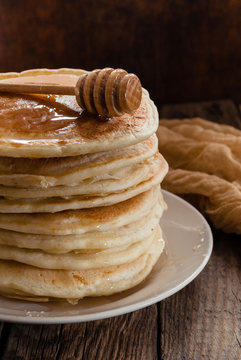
[[0, 190, 213, 324]]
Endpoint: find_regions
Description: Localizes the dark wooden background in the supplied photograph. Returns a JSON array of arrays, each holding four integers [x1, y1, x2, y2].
[[0, 0, 240, 106]]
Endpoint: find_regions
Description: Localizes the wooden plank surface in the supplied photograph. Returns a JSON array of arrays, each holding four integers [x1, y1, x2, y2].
[[159, 230, 241, 360], [0, 307, 158, 360], [159, 99, 241, 127], [0, 100, 241, 360]]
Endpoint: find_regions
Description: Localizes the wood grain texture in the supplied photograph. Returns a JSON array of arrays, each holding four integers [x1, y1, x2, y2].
[[0, 1, 240, 105], [159, 231, 241, 360], [0, 306, 158, 360], [159, 100, 241, 128]]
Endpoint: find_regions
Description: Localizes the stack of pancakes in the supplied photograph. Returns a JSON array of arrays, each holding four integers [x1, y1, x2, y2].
[[0, 69, 168, 303]]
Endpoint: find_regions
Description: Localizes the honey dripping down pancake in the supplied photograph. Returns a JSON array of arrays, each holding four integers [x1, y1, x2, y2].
[[0, 68, 168, 303]]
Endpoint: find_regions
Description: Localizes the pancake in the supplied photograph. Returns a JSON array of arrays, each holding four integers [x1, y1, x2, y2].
[[0, 200, 164, 253], [0, 156, 168, 213], [0, 135, 158, 188], [0, 186, 161, 235], [0, 69, 159, 158], [0, 224, 159, 270], [0, 152, 164, 199], [0, 227, 164, 302]]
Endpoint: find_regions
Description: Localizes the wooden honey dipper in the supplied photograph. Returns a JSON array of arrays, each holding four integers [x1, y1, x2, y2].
[[0, 68, 142, 117]]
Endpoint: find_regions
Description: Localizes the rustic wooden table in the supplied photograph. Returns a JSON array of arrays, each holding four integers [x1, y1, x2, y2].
[[0, 100, 240, 360]]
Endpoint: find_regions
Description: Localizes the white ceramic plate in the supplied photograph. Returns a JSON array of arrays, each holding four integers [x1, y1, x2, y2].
[[0, 191, 213, 324]]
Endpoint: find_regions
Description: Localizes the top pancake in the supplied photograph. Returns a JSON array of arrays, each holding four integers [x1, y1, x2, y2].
[[0, 68, 158, 158]]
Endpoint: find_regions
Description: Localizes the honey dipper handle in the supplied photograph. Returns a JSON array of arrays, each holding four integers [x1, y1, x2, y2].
[[0, 82, 75, 95]]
